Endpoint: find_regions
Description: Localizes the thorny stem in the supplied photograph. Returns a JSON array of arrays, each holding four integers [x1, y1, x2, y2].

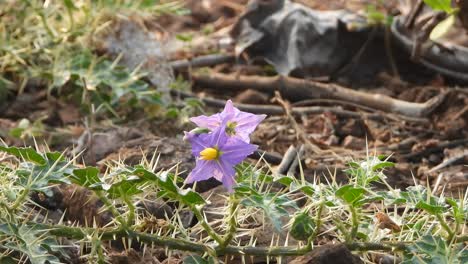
[[190, 205, 223, 245], [436, 214, 455, 242], [220, 196, 239, 248], [349, 205, 359, 242], [95, 191, 126, 227], [32, 223, 468, 256], [123, 195, 136, 226], [310, 201, 325, 243], [11, 188, 30, 211]]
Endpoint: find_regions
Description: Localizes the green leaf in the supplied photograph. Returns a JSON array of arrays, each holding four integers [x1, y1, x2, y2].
[[347, 161, 360, 168], [9, 127, 24, 138], [45, 152, 65, 162], [106, 178, 143, 199], [415, 201, 447, 215], [430, 14, 455, 41], [290, 212, 315, 241], [156, 171, 178, 194], [354, 195, 384, 207], [0, 146, 46, 165], [72, 167, 101, 188], [335, 185, 366, 205], [423, 0, 454, 13], [234, 185, 259, 196], [290, 182, 315, 196], [63, 0, 77, 10], [166, 107, 180, 118], [366, 4, 387, 25], [176, 33, 193, 42], [446, 198, 465, 222], [179, 189, 206, 205], [402, 235, 464, 264], [372, 161, 395, 171], [131, 168, 205, 205], [274, 175, 294, 186], [241, 193, 297, 232], [0, 223, 63, 264]]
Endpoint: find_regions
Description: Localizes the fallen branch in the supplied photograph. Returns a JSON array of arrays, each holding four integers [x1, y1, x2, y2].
[[402, 139, 468, 160], [192, 72, 447, 118], [428, 150, 468, 174], [172, 90, 428, 122], [276, 145, 298, 175], [170, 54, 235, 71]]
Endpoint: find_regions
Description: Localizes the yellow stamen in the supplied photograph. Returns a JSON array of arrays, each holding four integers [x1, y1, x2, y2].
[[200, 147, 219, 160]]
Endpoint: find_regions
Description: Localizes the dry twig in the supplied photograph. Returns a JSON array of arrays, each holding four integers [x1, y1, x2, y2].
[[192, 72, 446, 118]]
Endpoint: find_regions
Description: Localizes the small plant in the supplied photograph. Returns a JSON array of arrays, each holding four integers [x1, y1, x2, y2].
[[0, 100, 466, 263], [9, 118, 45, 140], [0, 0, 187, 118]]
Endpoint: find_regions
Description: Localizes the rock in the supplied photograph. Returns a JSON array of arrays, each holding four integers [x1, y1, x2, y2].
[[289, 244, 362, 264]]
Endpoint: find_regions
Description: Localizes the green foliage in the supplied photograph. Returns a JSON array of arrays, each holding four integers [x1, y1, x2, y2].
[[0, 0, 187, 118], [336, 185, 366, 206], [290, 212, 315, 241], [402, 235, 467, 264], [51, 50, 162, 109], [0, 147, 71, 197], [71, 167, 101, 188], [9, 118, 45, 140], [240, 191, 297, 231], [0, 223, 65, 264], [366, 4, 393, 25], [0, 147, 466, 263], [423, 0, 455, 13]]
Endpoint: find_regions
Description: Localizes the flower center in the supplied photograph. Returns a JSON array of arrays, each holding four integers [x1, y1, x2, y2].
[[226, 121, 238, 136], [200, 147, 220, 160]]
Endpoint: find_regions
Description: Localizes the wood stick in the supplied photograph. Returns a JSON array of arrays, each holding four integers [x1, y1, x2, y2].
[[170, 54, 235, 71], [172, 90, 428, 123], [192, 72, 447, 118]]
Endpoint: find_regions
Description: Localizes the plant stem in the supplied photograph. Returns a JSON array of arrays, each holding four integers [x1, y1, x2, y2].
[[349, 205, 359, 241], [220, 196, 239, 248], [95, 191, 126, 226], [11, 188, 29, 211], [310, 202, 325, 242], [190, 205, 223, 245], [31, 222, 422, 256], [436, 214, 455, 241], [123, 195, 135, 226]]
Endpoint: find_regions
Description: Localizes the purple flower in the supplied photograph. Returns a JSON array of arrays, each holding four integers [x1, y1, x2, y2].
[[185, 122, 258, 191], [189, 100, 266, 142]]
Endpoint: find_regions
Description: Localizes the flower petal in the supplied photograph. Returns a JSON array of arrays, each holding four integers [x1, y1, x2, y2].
[[234, 112, 266, 142], [186, 132, 208, 157], [185, 160, 216, 183], [190, 114, 221, 130], [221, 100, 238, 118], [206, 121, 229, 147], [215, 159, 237, 191], [221, 138, 258, 164]]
